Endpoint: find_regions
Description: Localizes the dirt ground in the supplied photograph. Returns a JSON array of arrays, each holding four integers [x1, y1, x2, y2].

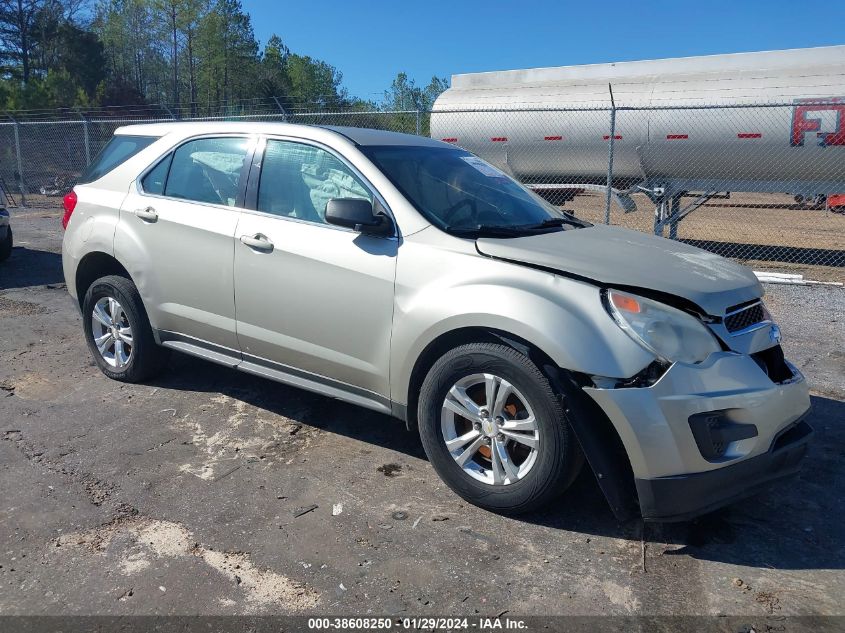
[[0, 208, 843, 628]]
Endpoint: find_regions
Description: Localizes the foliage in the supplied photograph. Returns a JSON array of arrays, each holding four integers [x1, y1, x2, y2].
[[0, 0, 450, 113], [382, 72, 449, 112]]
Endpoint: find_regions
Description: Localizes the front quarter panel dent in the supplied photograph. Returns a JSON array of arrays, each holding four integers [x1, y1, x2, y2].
[[391, 267, 654, 405]]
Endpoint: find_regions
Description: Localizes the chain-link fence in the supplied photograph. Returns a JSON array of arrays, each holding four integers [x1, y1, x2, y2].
[[1, 99, 843, 273]]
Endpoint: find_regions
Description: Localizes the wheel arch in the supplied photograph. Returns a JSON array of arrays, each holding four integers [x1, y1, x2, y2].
[[74, 251, 132, 309], [402, 325, 640, 522]]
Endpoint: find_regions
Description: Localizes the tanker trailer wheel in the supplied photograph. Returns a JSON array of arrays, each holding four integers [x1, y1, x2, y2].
[[813, 194, 827, 209]]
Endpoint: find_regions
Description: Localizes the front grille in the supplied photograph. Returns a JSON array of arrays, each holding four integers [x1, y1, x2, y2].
[[751, 344, 794, 383], [724, 302, 766, 333]]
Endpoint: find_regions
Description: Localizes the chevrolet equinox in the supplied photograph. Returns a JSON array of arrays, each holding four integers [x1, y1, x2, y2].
[[61, 122, 813, 521]]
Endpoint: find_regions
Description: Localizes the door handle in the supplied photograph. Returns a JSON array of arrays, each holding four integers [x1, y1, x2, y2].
[[240, 233, 274, 252], [134, 207, 158, 222]]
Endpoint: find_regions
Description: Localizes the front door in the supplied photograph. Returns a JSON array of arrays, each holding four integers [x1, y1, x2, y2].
[[233, 138, 397, 398]]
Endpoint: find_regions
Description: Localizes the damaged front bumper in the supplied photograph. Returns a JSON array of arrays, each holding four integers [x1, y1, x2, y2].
[[584, 350, 812, 522]]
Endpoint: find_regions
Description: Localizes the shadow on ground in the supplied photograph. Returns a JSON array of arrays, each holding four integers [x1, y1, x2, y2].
[[0, 247, 64, 290], [150, 352, 845, 572]]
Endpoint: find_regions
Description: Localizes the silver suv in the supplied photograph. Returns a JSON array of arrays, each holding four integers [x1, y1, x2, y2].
[[62, 122, 812, 521]]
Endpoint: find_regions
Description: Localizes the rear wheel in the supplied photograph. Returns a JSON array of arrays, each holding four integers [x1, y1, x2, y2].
[[82, 275, 166, 383], [0, 227, 11, 262], [418, 342, 583, 514]]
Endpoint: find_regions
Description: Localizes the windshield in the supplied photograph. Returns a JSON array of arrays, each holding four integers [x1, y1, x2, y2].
[[77, 134, 158, 185], [360, 145, 587, 237]]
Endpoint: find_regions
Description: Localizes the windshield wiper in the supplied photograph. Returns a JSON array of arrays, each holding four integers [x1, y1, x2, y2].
[[520, 216, 587, 230], [447, 225, 534, 238], [446, 215, 588, 238]]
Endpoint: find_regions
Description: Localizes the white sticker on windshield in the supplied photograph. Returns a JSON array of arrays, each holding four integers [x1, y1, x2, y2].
[[460, 156, 507, 178]]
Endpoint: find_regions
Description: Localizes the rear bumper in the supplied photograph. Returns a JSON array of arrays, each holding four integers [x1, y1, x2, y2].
[[635, 416, 812, 521]]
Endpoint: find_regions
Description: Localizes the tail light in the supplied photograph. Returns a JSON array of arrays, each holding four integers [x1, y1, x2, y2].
[[62, 190, 77, 230]]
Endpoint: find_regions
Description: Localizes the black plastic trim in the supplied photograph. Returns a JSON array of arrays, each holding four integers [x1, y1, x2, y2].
[[155, 329, 392, 416], [688, 410, 758, 461], [547, 366, 640, 522], [636, 415, 813, 522]]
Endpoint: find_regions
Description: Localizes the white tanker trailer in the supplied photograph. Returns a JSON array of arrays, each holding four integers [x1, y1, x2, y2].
[[430, 46, 845, 236]]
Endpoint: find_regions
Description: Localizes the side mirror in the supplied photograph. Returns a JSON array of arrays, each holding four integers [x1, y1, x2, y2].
[[325, 198, 391, 235]]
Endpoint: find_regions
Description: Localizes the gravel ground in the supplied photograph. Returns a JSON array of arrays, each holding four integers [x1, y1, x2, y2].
[[0, 207, 843, 626], [572, 191, 845, 282]]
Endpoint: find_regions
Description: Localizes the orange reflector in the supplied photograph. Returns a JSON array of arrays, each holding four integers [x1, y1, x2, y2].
[[611, 293, 641, 313]]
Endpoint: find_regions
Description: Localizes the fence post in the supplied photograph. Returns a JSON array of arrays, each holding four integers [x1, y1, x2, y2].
[[272, 96, 288, 122], [415, 110, 421, 136], [8, 114, 26, 207], [604, 84, 616, 225], [78, 109, 91, 166], [669, 194, 680, 240]]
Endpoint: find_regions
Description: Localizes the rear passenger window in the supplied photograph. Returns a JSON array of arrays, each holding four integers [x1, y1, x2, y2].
[[77, 135, 157, 184], [258, 140, 372, 223], [141, 154, 172, 195], [164, 137, 249, 207]]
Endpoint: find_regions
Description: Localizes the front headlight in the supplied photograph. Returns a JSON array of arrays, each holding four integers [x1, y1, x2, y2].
[[605, 289, 721, 365]]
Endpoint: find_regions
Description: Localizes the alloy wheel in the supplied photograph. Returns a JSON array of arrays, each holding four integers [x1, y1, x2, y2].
[[91, 296, 133, 368], [440, 373, 540, 486]]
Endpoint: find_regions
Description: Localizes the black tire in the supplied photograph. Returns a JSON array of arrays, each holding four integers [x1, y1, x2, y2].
[[0, 227, 11, 262], [418, 342, 583, 514], [82, 274, 167, 383]]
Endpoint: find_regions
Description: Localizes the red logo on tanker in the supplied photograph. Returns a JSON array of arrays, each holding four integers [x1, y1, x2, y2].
[[791, 98, 845, 147]]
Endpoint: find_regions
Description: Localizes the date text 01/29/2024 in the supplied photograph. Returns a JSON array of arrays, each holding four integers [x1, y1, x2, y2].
[[307, 617, 528, 630]]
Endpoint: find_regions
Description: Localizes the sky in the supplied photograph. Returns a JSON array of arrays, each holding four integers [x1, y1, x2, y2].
[[243, 0, 845, 102]]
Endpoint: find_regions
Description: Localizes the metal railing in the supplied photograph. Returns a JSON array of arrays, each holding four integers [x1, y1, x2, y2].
[[1, 99, 843, 273]]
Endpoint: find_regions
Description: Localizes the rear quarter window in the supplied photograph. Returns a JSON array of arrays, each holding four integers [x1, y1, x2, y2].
[[141, 154, 173, 195], [77, 135, 158, 185]]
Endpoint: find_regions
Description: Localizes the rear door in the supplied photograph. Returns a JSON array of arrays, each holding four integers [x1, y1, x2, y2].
[[233, 136, 397, 400], [116, 135, 255, 352]]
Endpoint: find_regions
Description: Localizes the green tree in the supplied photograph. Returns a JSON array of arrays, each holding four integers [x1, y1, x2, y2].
[[195, 0, 258, 107], [0, 0, 43, 83], [94, 0, 167, 102], [178, 0, 204, 113], [258, 33, 290, 103], [285, 53, 346, 108], [382, 71, 448, 111]]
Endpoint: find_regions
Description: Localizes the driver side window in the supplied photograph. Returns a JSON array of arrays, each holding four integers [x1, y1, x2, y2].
[[257, 140, 372, 224]]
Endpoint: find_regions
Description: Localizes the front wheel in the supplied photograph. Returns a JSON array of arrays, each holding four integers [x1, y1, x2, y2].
[[418, 342, 583, 514], [82, 275, 167, 383]]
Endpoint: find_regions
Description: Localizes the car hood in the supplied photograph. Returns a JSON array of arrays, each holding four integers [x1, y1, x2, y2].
[[475, 224, 762, 315]]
